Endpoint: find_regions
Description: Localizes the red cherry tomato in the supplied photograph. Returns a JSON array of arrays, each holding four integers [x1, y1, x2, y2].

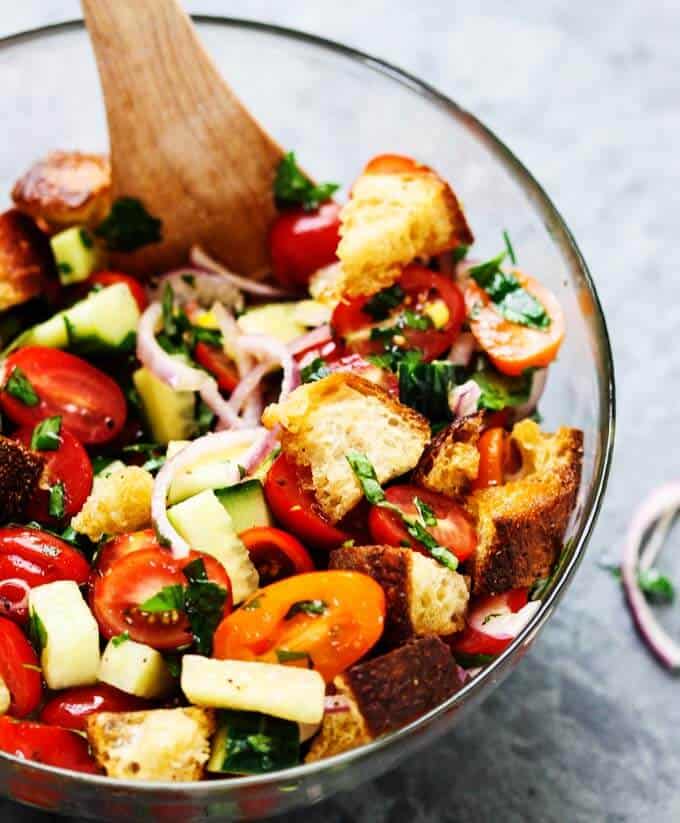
[[331, 265, 466, 362], [449, 589, 530, 658], [91, 548, 231, 650], [325, 353, 399, 396], [87, 271, 148, 312], [194, 342, 239, 393], [0, 717, 99, 773], [0, 617, 42, 717], [94, 529, 160, 577], [40, 685, 148, 732], [264, 454, 350, 550], [1, 348, 127, 445], [240, 527, 315, 586], [14, 426, 92, 523], [368, 485, 477, 563], [0, 580, 30, 624], [269, 202, 340, 288], [0, 526, 90, 588]]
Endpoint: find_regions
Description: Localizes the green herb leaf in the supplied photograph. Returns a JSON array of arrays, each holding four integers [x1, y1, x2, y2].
[[530, 539, 574, 600], [48, 482, 65, 519], [452, 245, 469, 263], [398, 358, 458, 422], [363, 285, 405, 321], [28, 610, 48, 653], [284, 599, 328, 620], [216, 710, 300, 774], [471, 358, 533, 411], [191, 326, 222, 348], [414, 497, 437, 527], [183, 558, 228, 655], [502, 229, 516, 264], [139, 584, 185, 614], [276, 649, 314, 668], [195, 398, 215, 436], [638, 569, 675, 603], [92, 455, 116, 475], [300, 357, 331, 384], [112, 631, 130, 647], [5, 366, 39, 407], [274, 152, 339, 212], [454, 652, 495, 669], [31, 416, 62, 451], [79, 228, 94, 250], [163, 654, 182, 678], [402, 310, 432, 331], [95, 197, 162, 253], [57, 261, 73, 275], [181, 273, 196, 287], [162, 283, 177, 337], [345, 450, 386, 505]]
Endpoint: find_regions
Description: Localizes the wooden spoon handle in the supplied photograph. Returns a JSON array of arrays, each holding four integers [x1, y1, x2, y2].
[[82, 0, 283, 276]]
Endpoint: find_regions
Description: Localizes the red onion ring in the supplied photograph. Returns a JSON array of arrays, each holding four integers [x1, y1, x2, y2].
[[469, 600, 541, 640], [448, 332, 477, 367], [137, 303, 207, 391], [147, 269, 244, 311], [510, 368, 548, 423], [288, 324, 333, 356], [190, 245, 292, 298], [449, 380, 482, 419], [0, 578, 30, 624], [228, 334, 300, 415], [622, 484, 680, 670]]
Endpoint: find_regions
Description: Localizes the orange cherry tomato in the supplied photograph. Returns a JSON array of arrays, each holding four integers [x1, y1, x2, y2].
[[0, 617, 42, 717], [473, 428, 507, 491], [465, 271, 565, 377], [213, 571, 386, 682], [240, 527, 314, 586]]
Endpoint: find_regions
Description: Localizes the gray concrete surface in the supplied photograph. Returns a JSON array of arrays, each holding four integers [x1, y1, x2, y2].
[[2, 1, 679, 821]]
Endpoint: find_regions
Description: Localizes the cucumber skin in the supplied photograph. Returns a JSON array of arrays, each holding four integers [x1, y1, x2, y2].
[[208, 710, 300, 775], [215, 479, 273, 534]]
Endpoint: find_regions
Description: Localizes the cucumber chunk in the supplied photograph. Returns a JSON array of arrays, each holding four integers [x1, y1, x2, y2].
[[99, 638, 174, 699], [133, 367, 196, 445], [215, 479, 272, 534], [50, 226, 102, 285], [237, 302, 306, 344], [207, 710, 300, 775]]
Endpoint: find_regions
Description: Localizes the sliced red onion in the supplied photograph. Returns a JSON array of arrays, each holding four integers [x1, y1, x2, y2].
[[152, 428, 268, 558], [323, 694, 351, 714], [213, 302, 252, 378], [137, 303, 207, 392], [199, 381, 245, 431], [621, 484, 680, 670], [472, 601, 541, 640], [147, 269, 244, 312], [288, 324, 332, 356], [229, 334, 300, 415], [510, 368, 548, 423], [190, 245, 292, 298], [449, 380, 482, 419], [0, 578, 30, 623], [448, 332, 477, 367]]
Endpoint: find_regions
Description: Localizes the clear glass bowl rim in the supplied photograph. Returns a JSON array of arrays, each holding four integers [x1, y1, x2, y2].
[[0, 14, 615, 795]]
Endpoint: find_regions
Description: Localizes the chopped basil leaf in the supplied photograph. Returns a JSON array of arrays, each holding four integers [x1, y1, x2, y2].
[[48, 482, 66, 519], [5, 366, 39, 407], [363, 285, 405, 321], [454, 652, 495, 669], [191, 326, 222, 347], [414, 497, 437, 527], [95, 196, 162, 253], [300, 357, 331, 384], [367, 347, 422, 374], [502, 229, 516, 264], [530, 539, 574, 600], [142, 455, 166, 474], [57, 261, 73, 275], [163, 654, 182, 678], [181, 273, 196, 287], [63, 315, 76, 347], [183, 558, 228, 655], [638, 569, 675, 604], [285, 599, 328, 620], [452, 245, 469, 263], [123, 442, 163, 457], [79, 228, 94, 250], [345, 450, 386, 505], [162, 283, 177, 337], [471, 358, 533, 411], [402, 310, 432, 331], [398, 357, 458, 422], [92, 455, 115, 475], [274, 152, 339, 212], [276, 649, 314, 668], [139, 584, 185, 614], [112, 631, 130, 647], [195, 398, 215, 436], [28, 610, 48, 652], [482, 612, 504, 626], [31, 416, 62, 451]]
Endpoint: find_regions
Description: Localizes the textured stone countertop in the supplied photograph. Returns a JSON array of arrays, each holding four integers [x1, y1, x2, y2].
[[1, 1, 679, 821]]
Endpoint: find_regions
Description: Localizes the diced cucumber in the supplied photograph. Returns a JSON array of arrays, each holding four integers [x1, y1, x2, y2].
[[237, 302, 306, 344], [207, 710, 300, 775], [215, 479, 272, 534], [181, 657, 325, 725], [50, 226, 102, 285], [168, 460, 242, 505], [133, 367, 196, 445], [99, 638, 174, 699], [167, 490, 258, 603], [292, 299, 332, 328], [8, 283, 140, 354], [28, 581, 100, 690]]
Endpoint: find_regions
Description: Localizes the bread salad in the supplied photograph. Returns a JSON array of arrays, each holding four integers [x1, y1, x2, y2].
[[0, 150, 583, 780]]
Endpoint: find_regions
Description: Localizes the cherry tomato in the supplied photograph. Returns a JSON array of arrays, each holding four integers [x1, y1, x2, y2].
[[448, 589, 529, 658], [194, 342, 239, 393], [14, 426, 92, 523], [87, 271, 148, 312], [94, 529, 159, 577], [269, 202, 340, 288], [0, 580, 30, 624], [91, 548, 231, 650], [1, 348, 127, 445], [213, 571, 385, 682], [332, 264, 465, 362], [473, 427, 506, 491], [40, 684, 148, 732], [240, 527, 314, 586], [0, 617, 42, 717], [264, 454, 350, 550], [0, 717, 99, 773], [465, 271, 565, 377], [0, 526, 90, 588], [368, 485, 477, 563]]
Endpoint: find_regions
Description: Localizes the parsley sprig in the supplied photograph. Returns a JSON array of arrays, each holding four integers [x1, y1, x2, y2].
[[274, 152, 339, 212], [95, 197, 162, 253], [31, 416, 62, 451]]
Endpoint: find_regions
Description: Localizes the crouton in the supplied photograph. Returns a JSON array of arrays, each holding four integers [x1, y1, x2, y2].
[[86, 708, 215, 781], [71, 465, 154, 541], [0, 209, 56, 311], [306, 636, 463, 762], [262, 373, 429, 522], [329, 545, 469, 647], [467, 420, 583, 595], [413, 412, 485, 498], [12, 151, 112, 229], [336, 155, 473, 297], [0, 436, 45, 522]]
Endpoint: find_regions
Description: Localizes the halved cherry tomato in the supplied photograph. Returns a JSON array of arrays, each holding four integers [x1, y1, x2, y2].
[[87, 271, 148, 312], [0, 717, 99, 773], [213, 571, 385, 682], [332, 265, 465, 362], [194, 342, 239, 393], [448, 589, 529, 658], [240, 527, 314, 586], [14, 426, 92, 523], [0, 526, 90, 588], [0, 617, 42, 717], [40, 685, 148, 732], [91, 548, 231, 650], [269, 202, 340, 288], [368, 485, 477, 563], [1, 347, 127, 445], [465, 271, 565, 377], [93, 529, 159, 577], [0, 580, 30, 624], [473, 427, 506, 491], [264, 454, 350, 550]]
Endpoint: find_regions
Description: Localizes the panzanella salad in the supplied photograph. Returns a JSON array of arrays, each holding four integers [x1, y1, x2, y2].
[[0, 150, 582, 780]]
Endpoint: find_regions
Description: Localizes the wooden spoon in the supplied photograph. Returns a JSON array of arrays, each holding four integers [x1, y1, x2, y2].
[[81, 0, 284, 277]]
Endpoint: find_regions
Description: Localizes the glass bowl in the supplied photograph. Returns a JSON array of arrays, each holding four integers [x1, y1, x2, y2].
[[0, 16, 614, 822]]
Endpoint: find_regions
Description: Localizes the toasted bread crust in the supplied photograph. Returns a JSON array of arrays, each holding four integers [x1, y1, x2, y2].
[[0, 209, 56, 311], [0, 436, 45, 522], [12, 151, 111, 229], [414, 411, 486, 497]]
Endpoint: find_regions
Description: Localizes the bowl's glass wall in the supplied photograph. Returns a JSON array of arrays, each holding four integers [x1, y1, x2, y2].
[[0, 19, 613, 822]]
